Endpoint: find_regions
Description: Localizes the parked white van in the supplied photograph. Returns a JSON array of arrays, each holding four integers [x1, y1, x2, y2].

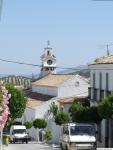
[[10, 125, 28, 143], [60, 123, 97, 150]]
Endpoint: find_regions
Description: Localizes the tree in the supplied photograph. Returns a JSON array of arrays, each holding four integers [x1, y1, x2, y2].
[[49, 102, 58, 118], [33, 118, 47, 129], [69, 102, 85, 119], [55, 112, 69, 125], [69, 102, 102, 124], [72, 107, 102, 124], [44, 130, 52, 142], [98, 95, 113, 119], [24, 121, 33, 129], [6, 83, 27, 124]]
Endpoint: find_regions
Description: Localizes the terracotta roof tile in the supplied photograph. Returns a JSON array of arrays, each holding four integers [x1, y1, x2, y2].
[[32, 74, 75, 87], [59, 96, 88, 104], [90, 55, 113, 65], [27, 99, 44, 108]]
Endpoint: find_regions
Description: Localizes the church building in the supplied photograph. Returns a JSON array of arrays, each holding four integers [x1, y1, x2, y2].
[[20, 43, 89, 143]]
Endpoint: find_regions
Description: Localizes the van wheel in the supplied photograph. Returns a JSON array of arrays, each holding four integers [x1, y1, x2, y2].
[[66, 145, 69, 150], [26, 140, 28, 144], [60, 143, 64, 150]]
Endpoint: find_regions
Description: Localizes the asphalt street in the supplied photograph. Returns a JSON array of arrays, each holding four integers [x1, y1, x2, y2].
[[3, 143, 61, 150]]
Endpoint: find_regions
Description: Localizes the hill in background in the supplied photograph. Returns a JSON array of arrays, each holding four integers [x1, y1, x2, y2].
[[59, 65, 90, 78]]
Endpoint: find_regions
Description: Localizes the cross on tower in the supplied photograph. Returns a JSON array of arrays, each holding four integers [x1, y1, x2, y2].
[[47, 40, 50, 48]]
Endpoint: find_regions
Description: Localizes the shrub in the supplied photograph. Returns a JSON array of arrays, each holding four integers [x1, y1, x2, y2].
[[44, 130, 52, 141], [24, 121, 33, 129], [55, 112, 69, 125], [33, 118, 47, 129]]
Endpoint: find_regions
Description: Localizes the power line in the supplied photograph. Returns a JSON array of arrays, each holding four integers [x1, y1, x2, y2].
[[0, 58, 86, 71], [0, 58, 41, 67]]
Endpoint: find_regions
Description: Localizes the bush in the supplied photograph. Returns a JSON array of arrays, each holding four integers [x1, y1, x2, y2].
[[24, 121, 33, 129], [33, 118, 47, 129], [55, 112, 69, 125], [44, 130, 52, 141]]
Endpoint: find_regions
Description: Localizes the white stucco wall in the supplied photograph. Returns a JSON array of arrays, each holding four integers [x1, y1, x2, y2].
[[89, 63, 113, 147], [58, 75, 89, 98], [32, 85, 58, 96], [90, 64, 113, 91], [22, 98, 59, 141]]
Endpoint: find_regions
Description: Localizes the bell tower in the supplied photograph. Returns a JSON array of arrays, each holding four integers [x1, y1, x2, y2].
[[39, 41, 57, 77]]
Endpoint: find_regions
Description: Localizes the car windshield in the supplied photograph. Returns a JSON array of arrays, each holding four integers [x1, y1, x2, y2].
[[13, 129, 26, 134], [70, 125, 95, 136]]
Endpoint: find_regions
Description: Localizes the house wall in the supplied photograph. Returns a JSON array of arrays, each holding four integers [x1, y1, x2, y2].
[[58, 75, 89, 98], [32, 85, 58, 96], [22, 99, 59, 141], [89, 63, 113, 148], [47, 119, 61, 144], [90, 64, 113, 91]]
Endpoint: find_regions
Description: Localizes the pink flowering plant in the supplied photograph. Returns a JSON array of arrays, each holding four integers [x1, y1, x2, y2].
[[0, 81, 10, 129]]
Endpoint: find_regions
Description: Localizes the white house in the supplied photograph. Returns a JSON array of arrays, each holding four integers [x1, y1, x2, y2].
[[21, 73, 89, 143], [89, 55, 113, 148]]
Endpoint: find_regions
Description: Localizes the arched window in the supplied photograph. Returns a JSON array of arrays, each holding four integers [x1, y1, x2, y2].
[[47, 51, 50, 55]]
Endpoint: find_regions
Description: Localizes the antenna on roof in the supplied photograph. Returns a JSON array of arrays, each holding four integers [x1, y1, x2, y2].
[[106, 44, 110, 56], [106, 44, 113, 56], [100, 44, 113, 56]]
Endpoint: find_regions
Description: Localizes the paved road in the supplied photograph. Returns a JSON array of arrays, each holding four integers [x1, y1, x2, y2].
[[3, 143, 61, 150]]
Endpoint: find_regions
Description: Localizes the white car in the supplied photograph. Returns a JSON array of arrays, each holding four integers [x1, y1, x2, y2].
[[60, 123, 97, 150], [10, 125, 28, 144]]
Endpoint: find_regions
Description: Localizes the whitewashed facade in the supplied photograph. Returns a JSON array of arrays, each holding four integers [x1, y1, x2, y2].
[[32, 74, 89, 98], [21, 74, 89, 143], [89, 56, 113, 148]]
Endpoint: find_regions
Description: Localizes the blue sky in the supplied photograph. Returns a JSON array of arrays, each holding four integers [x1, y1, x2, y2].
[[0, 0, 113, 75]]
